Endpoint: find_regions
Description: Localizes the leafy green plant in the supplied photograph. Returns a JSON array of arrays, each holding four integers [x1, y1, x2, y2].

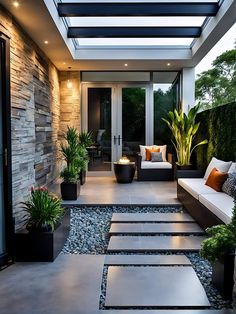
[[162, 105, 208, 166], [22, 187, 63, 232], [79, 131, 94, 148], [60, 164, 79, 184], [200, 198, 236, 263], [60, 127, 80, 166]]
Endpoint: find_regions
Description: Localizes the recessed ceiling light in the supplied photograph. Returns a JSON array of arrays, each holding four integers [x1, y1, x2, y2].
[[167, 63, 171, 67], [124, 63, 128, 67], [63, 62, 66, 65], [44, 40, 49, 45], [13, 1, 19, 8]]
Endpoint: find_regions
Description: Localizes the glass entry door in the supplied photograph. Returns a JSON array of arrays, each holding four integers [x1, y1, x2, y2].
[[82, 84, 150, 174]]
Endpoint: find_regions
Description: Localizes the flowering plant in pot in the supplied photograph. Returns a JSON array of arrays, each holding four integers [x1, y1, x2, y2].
[[162, 105, 208, 169], [200, 198, 236, 299], [23, 187, 63, 232], [15, 187, 69, 262]]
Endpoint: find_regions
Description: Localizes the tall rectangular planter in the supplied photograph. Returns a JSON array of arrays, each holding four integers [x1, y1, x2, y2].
[[14, 209, 70, 262], [212, 254, 235, 300]]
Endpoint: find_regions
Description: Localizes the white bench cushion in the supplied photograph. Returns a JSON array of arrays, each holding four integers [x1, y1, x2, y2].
[[178, 178, 218, 200], [141, 161, 172, 170], [199, 193, 234, 224]]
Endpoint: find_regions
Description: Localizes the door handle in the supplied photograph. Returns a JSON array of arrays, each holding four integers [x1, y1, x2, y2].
[[118, 135, 121, 146], [113, 136, 117, 145]]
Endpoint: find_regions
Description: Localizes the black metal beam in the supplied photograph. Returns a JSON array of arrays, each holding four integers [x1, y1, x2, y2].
[[68, 27, 202, 38], [58, 2, 219, 17]]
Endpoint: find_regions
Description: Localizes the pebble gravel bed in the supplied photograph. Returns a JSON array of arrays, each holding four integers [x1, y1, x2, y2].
[[62, 206, 232, 310]]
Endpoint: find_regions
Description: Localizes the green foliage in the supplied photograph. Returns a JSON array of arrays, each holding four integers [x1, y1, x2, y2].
[[196, 48, 236, 110], [22, 188, 63, 231], [79, 131, 94, 148], [195, 102, 236, 171], [60, 164, 79, 184], [162, 105, 208, 166], [200, 199, 236, 263]]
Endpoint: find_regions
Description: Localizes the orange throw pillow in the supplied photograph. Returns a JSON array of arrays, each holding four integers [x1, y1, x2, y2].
[[145, 148, 160, 161], [205, 167, 228, 192]]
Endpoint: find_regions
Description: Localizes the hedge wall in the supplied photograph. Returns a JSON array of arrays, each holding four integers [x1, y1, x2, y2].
[[195, 102, 236, 171]]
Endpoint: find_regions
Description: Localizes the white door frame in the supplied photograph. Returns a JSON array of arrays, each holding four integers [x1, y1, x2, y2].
[[81, 82, 153, 175]]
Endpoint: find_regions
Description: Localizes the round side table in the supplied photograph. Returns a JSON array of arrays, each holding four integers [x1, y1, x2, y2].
[[113, 162, 136, 183]]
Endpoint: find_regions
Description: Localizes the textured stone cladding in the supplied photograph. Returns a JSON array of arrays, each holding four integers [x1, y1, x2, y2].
[[0, 6, 63, 230]]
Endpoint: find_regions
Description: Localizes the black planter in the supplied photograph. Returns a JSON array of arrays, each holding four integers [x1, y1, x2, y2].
[[14, 209, 70, 262], [60, 182, 80, 200], [212, 253, 235, 299], [176, 164, 193, 170], [80, 170, 86, 185], [176, 169, 204, 179]]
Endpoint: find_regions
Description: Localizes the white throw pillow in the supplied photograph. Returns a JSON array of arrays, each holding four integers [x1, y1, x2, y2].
[[228, 162, 236, 174], [139, 145, 167, 161], [204, 157, 232, 180]]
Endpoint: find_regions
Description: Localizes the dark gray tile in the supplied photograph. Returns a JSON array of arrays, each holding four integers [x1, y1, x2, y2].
[[111, 213, 194, 223], [104, 254, 191, 266], [0, 254, 105, 314], [107, 236, 206, 252], [109, 222, 204, 235], [105, 266, 210, 308]]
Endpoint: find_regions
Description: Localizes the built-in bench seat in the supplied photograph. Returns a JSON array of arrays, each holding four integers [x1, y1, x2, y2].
[[141, 161, 172, 170], [177, 160, 235, 229]]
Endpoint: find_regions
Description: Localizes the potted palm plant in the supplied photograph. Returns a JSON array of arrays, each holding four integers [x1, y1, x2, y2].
[[78, 131, 93, 185], [60, 127, 81, 200], [200, 198, 236, 299], [162, 105, 208, 171], [14, 187, 70, 262]]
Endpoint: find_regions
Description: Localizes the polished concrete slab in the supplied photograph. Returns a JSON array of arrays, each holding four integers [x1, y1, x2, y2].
[[104, 254, 191, 266], [111, 212, 194, 223], [0, 255, 104, 314], [109, 222, 204, 235], [107, 236, 206, 252], [105, 266, 211, 308], [50, 177, 180, 205]]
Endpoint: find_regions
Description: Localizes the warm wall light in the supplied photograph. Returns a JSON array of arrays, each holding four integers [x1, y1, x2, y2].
[[124, 63, 128, 67], [167, 63, 171, 67], [44, 40, 49, 45], [13, 1, 19, 8], [67, 80, 73, 89]]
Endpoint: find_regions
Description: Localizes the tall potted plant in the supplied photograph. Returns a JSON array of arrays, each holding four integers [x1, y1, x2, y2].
[[200, 198, 236, 299], [78, 131, 93, 185], [14, 187, 70, 262], [60, 127, 81, 200], [162, 105, 208, 170]]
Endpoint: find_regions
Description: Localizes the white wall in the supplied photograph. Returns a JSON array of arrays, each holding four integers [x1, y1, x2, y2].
[[181, 67, 195, 113]]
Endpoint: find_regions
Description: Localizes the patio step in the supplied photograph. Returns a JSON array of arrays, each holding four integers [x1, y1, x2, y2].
[[109, 222, 204, 235], [107, 235, 206, 253], [104, 254, 191, 266], [111, 212, 195, 223]]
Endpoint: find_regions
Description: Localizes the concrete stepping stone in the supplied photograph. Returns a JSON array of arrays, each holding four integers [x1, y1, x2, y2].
[[104, 254, 191, 266], [107, 236, 205, 252], [109, 222, 204, 235], [100, 310, 234, 313], [105, 266, 210, 308], [111, 212, 195, 223]]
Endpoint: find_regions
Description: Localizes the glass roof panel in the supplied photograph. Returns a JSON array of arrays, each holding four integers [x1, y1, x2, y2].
[[68, 17, 206, 27], [75, 38, 194, 47]]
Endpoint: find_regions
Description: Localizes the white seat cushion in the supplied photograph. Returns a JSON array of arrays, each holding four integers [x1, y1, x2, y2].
[[199, 193, 234, 224], [141, 161, 172, 170], [178, 178, 218, 200]]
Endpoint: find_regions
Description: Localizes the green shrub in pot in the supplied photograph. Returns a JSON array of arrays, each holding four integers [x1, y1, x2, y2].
[[22, 187, 63, 232]]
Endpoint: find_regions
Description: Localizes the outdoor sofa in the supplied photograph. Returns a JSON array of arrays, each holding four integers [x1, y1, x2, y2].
[[177, 158, 236, 229]]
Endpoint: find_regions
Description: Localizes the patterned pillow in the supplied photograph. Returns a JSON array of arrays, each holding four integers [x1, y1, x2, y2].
[[222, 173, 236, 198]]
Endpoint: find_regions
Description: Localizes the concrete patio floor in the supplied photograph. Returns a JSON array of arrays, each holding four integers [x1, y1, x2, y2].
[[51, 177, 180, 206]]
